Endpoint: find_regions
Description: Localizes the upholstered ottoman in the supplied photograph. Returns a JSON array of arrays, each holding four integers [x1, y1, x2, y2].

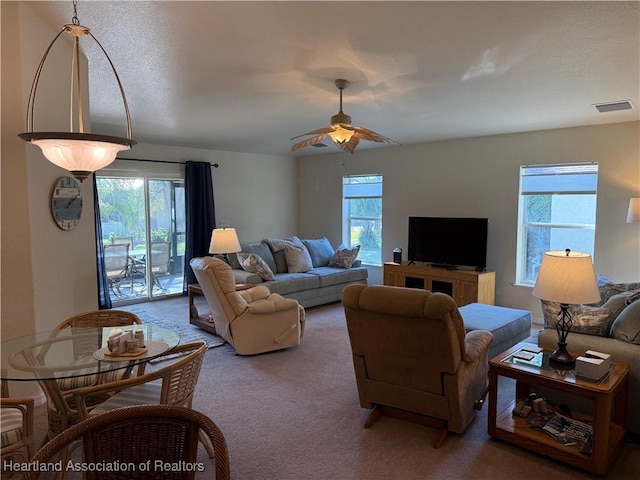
[[459, 303, 532, 360]]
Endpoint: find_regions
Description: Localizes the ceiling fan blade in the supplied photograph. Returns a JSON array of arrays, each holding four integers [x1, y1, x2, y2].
[[291, 133, 329, 152], [353, 126, 400, 145], [290, 127, 335, 141], [337, 135, 360, 154]]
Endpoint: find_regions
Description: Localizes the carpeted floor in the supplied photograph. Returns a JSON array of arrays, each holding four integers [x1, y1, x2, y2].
[[29, 298, 639, 479], [119, 295, 226, 350]]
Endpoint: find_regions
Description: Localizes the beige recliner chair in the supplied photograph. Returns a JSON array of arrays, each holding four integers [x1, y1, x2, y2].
[[342, 284, 493, 447], [190, 257, 304, 355]]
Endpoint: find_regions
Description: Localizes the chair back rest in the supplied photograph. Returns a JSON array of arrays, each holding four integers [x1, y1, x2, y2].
[[151, 241, 171, 273], [111, 237, 133, 249], [190, 257, 249, 343], [104, 244, 129, 272], [342, 284, 466, 395], [154, 341, 208, 407], [24, 404, 230, 480], [53, 310, 142, 359]]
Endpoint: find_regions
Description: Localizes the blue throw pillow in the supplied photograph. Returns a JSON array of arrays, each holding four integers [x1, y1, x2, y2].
[[302, 238, 335, 267]]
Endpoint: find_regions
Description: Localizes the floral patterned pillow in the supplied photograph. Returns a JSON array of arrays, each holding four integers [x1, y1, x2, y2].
[[541, 300, 612, 337], [238, 253, 275, 281], [329, 245, 360, 269]]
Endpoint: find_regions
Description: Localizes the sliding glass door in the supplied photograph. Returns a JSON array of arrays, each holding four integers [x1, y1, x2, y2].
[[97, 175, 185, 305]]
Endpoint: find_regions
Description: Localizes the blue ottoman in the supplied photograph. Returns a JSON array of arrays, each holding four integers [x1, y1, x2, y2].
[[459, 303, 532, 360]]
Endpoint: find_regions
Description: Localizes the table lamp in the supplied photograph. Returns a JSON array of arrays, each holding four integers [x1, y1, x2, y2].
[[532, 249, 600, 366], [209, 228, 241, 264]]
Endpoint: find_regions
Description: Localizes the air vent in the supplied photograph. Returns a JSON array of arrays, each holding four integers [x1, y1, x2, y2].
[[593, 100, 634, 113]]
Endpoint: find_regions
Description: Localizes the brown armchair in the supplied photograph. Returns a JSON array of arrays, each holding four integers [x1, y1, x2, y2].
[[190, 257, 304, 355], [342, 284, 493, 447]]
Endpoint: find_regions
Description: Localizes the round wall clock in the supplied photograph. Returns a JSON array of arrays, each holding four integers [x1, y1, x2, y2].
[[51, 176, 83, 230]]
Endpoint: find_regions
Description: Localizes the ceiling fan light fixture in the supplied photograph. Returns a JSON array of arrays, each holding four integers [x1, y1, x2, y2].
[[18, 0, 135, 181], [290, 78, 399, 154], [328, 125, 355, 144]]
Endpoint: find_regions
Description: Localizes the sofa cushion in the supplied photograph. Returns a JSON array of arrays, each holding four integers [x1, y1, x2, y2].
[[238, 253, 275, 281], [302, 238, 335, 267], [597, 277, 640, 305], [541, 300, 612, 337], [600, 290, 640, 324], [284, 244, 314, 273], [311, 266, 369, 287], [329, 245, 360, 269], [263, 273, 320, 295], [609, 300, 640, 344], [240, 242, 278, 273], [264, 237, 305, 273]]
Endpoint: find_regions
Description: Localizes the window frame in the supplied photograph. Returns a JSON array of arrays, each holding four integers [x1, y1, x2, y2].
[[515, 163, 598, 286], [342, 174, 383, 267]]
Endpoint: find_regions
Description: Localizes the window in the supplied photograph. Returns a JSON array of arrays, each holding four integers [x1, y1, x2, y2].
[[516, 163, 598, 285], [342, 175, 383, 266]]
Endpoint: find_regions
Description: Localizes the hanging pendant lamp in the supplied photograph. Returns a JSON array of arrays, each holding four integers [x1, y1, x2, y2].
[[18, 0, 136, 181]]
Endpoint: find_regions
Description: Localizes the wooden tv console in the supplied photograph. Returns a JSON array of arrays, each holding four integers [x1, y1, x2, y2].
[[383, 262, 495, 306]]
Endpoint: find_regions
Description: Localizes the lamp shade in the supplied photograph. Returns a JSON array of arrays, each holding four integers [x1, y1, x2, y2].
[[627, 197, 640, 223], [28, 135, 132, 181], [532, 250, 600, 305], [209, 228, 241, 255]]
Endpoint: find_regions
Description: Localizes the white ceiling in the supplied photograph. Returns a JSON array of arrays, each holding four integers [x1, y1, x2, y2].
[[26, 1, 640, 157]]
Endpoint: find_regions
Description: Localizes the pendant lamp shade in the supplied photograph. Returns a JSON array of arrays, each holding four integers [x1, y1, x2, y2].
[[18, 5, 135, 181]]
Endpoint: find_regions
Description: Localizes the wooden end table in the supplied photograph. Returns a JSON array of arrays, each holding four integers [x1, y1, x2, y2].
[[188, 283, 216, 334], [488, 342, 628, 475]]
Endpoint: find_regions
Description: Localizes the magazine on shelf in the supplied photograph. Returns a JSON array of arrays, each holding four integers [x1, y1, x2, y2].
[[541, 413, 592, 446]]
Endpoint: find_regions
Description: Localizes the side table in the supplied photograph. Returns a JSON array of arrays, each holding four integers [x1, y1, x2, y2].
[[188, 283, 216, 334], [488, 342, 628, 475]]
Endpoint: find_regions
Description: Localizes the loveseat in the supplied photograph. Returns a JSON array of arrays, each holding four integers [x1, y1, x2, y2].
[[226, 236, 368, 308], [537, 275, 640, 435]]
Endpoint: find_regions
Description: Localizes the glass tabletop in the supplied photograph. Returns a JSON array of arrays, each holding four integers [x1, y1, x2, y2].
[[496, 343, 622, 387], [1, 324, 180, 381]]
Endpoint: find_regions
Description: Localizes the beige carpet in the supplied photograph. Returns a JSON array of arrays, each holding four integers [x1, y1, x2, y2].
[[30, 298, 639, 479]]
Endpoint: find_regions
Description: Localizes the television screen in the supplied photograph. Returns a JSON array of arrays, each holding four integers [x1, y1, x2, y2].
[[407, 217, 488, 269]]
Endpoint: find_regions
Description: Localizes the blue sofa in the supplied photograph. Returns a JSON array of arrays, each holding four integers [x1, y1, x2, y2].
[[227, 237, 368, 308]]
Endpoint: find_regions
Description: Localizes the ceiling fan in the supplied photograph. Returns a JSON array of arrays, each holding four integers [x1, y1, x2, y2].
[[290, 79, 399, 154]]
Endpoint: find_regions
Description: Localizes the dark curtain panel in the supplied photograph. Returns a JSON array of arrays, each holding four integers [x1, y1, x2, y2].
[[184, 161, 216, 291], [93, 176, 112, 309]]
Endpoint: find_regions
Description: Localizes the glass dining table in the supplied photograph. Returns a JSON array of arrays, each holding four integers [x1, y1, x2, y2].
[[1, 324, 180, 382], [1, 324, 180, 442]]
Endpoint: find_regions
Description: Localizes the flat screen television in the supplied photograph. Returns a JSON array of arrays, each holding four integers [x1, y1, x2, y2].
[[407, 217, 488, 270]]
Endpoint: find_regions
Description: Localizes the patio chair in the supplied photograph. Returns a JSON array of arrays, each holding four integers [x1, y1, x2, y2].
[[23, 405, 230, 480], [1, 370, 35, 464], [104, 244, 130, 297], [151, 241, 172, 291]]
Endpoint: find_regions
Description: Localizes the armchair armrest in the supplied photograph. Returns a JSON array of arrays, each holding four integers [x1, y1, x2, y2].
[[247, 297, 299, 315], [238, 286, 271, 303], [462, 330, 493, 363]]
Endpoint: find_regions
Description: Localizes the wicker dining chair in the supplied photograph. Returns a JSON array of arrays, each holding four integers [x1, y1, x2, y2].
[[72, 341, 213, 456], [23, 404, 230, 480], [49, 310, 144, 391], [1, 370, 35, 465], [13, 311, 143, 445]]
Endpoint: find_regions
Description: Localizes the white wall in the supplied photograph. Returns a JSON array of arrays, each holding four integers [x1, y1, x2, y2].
[[115, 143, 298, 243], [297, 122, 640, 322], [1, 3, 298, 345]]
